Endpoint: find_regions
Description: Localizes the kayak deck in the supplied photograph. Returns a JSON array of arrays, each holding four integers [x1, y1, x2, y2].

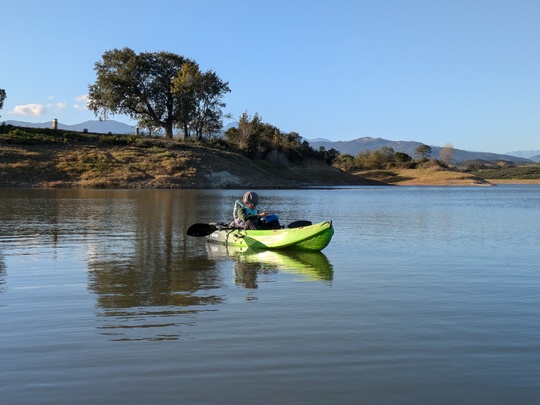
[[206, 221, 334, 251]]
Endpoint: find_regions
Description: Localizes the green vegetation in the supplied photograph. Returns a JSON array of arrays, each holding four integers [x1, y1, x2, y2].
[[224, 112, 322, 165], [415, 144, 432, 159], [0, 87, 5, 117], [469, 162, 540, 180], [329, 144, 456, 172], [332, 146, 420, 171]]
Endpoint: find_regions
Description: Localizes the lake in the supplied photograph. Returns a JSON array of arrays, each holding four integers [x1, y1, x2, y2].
[[1, 186, 539, 404]]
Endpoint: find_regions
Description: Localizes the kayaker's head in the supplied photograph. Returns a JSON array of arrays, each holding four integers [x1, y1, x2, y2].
[[243, 191, 259, 208]]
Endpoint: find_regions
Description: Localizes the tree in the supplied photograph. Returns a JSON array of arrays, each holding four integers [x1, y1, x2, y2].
[[0, 88, 6, 117], [172, 64, 230, 140], [225, 112, 263, 155], [415, 144, 432, 160], [394, 151, 412, 163], [439, 143, 455, 165], [88, 48, 229, 139], [225, 113, 320, 164]]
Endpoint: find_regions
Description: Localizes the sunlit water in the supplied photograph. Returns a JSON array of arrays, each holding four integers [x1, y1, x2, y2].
[[1, 186, 539, 404]]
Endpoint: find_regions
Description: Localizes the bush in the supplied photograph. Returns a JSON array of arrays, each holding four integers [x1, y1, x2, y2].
[[98, 135, 139, 146]]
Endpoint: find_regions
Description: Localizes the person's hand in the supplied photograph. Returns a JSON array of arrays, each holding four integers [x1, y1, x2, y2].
[[259, 211, 268, 217]]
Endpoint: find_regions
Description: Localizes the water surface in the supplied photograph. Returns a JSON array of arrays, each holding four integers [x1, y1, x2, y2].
[[1, 186, 539, 404]]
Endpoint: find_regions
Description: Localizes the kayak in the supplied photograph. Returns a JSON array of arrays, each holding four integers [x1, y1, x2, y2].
[[206, 221, 334, 251]]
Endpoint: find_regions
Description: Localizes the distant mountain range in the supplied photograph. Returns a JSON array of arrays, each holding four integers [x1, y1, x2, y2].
[[3, 119, 135, 134], [3, 119, 537, 163], [505, 150, 540, 162], [307, 137, 534, 164]]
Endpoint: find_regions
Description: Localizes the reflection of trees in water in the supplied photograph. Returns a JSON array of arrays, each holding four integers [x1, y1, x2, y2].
[[88, 255, 225, 309], [0, 188, 231, 340], [86, 190, 228, 341], [0, 252, 6, 294], [88, 255, 225, 341]]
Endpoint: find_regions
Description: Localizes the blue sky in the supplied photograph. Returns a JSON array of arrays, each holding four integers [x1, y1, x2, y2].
[[1, 0, 539, 154]]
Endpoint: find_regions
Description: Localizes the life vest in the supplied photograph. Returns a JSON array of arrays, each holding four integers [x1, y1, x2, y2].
[[233, 200, 258, 219]]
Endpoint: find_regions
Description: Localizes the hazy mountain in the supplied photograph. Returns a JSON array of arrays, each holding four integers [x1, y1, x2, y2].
[[308, 137, 532, 164], [3, 119, 135, 134], [505, 150, 540, 160]]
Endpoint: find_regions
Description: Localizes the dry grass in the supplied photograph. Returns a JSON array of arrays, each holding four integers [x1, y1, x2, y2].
[[353, 167, 493, 186], [1, 142, 371, 189], [487, 179, 540, 184], [0, 144, 200, 188]]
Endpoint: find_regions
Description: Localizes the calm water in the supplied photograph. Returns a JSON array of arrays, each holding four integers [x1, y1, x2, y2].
[[1, 186, 539, 404]]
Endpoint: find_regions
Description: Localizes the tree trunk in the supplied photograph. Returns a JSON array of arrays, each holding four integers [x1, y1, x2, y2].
[[164, 122, 173, 139]]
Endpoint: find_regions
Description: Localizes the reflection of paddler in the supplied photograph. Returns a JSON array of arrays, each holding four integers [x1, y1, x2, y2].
[[233, 261, 259, 288], [233, 261, 279, 289], [206, 244, 333, 282]]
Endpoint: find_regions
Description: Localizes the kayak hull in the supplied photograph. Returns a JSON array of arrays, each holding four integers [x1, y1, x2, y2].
[[207, 221, 334, 251]]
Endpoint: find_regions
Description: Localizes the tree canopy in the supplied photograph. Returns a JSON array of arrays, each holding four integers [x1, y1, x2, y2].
[[415, 144, 432, 159], [0, 88, 6, 117], [225, 112, 319, 164], [88, 48, 229, 139], [172, 63, 230, 140]]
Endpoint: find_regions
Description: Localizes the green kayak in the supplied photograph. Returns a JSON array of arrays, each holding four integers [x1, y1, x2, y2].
[[206, 221, 334, 251]]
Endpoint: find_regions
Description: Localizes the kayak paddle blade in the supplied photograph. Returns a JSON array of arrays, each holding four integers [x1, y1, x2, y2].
[[187, 223, 218, 237]]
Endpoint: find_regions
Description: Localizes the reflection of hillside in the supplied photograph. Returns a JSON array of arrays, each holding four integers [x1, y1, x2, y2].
[[206, 244, 334, 287], [88, 255, 225, 341]]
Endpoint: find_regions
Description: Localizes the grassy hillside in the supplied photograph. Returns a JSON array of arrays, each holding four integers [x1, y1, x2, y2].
[[0, 125, 376, 189]]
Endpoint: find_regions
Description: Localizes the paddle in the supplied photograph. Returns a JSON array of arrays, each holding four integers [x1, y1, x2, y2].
[[187, 220, 313, 236], [186, 222, 229, 237]]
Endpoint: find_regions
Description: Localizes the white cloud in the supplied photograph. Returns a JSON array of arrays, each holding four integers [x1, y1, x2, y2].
[[12, 104, 46, 116], [57, 103, 67, 109], [73, 94, 89, 110]]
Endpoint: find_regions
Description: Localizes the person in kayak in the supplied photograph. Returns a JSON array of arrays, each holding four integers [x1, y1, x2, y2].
[[232, 191, 280, 230]]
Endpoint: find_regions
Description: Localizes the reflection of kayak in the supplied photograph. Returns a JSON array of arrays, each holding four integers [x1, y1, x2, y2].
[[207, 221, 334, 252], [206, 243, 333, 282]]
